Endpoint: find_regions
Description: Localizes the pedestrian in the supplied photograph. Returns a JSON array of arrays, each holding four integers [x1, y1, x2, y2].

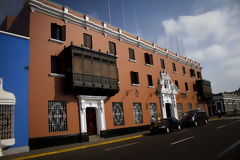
[[217, 110, 221, 118], [150, 116, 156, 126]]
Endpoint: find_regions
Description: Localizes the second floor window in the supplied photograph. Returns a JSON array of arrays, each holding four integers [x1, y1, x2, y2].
[[83, 33, 92, 49], [144, 53, 153, 65], [197, 71, 202, 79], [130, 71, 139, 84], [182, 66, 186, 75], [193, 84, 197, 92], [175, 80, 179, 89], [190, 69, 196, 77], [185, 82, 189, 92], [129, 48, 135, 60], [109, 41, 116, 55], [51, 56, 61, 74], [172, 63, 177, 72], [160, 58, 165, 69], [147, 75, 153, 86], [51, 23, 66, 41]]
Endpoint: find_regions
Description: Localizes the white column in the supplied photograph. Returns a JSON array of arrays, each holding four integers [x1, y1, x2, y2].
[[100, 99, 106, 131], [78, 98, 87, 133]]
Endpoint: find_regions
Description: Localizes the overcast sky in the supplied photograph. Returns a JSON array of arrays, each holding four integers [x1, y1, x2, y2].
[[0, 0, 240, 93]]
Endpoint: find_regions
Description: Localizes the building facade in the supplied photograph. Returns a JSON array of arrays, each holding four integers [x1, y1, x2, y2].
[[1, 0, 212, 150], [209, 93, 240, 116], [0, 31, 29, 155]]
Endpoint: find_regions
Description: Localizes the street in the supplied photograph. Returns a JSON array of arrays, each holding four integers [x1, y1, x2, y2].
[[5, 118, 240, 160]]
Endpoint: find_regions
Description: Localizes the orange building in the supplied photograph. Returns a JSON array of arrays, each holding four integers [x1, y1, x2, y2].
[[3, 0, 212, 149]]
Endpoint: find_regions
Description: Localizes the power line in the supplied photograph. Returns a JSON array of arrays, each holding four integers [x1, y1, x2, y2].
[[107, 0, 111, 25], [121, 2, 126, 31]]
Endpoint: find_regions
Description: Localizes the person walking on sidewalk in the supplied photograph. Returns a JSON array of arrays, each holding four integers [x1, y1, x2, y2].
[[217, 109, 221, 118]]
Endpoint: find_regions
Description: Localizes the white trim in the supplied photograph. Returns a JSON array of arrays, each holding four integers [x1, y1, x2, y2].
[[49, 73, 65, 78], [131, 83, 140, 87], [0, 30, 30, 40], [48, 38, 64, 44], [27, 0, 201, 70], [129, 59, 136, 63], [148, 86, 155, 88], [145, 64, 152, 67]]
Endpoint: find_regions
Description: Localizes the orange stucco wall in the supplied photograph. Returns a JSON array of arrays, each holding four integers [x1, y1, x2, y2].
[[28, 1, 208, 139]]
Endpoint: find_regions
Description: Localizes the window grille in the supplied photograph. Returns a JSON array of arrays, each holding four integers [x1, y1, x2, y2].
[[150, 103, 157, 118], [0, 105, 14, 140], [133, 103, 143, 124], [48, 101, 67, 132], [177, 103, 183, 119], [112, 102, 125, 126]]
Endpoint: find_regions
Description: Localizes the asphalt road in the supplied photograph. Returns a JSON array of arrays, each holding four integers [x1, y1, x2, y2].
[[6, 118, 240, 160]]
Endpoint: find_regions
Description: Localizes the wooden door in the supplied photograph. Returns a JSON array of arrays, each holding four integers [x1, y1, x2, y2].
[[86, 107, 97, 135]]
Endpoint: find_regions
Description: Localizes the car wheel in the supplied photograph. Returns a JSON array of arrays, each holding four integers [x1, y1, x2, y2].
[[194, 121, 198, 127], [204, 119, 208, 124], [177, 125, 181, 131], [166, 128, 169, 134]]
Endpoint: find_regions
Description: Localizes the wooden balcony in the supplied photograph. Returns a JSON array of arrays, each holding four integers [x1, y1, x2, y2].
[[64, 45, 119, 96]]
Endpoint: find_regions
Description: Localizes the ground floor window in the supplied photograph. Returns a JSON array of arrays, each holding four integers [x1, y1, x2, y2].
[[133, 103, 143, 124], [149, 103, 157, 118], [48, 101, 67, 132], [188, 103, 192, 111], [202, 104, 205, 111], [112, 102, 125, 126], [0, 105, 14, 140], [177, 103, 183, 119]]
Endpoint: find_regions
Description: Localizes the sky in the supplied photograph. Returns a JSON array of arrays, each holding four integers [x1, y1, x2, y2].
[[0, 0, 240, 93]]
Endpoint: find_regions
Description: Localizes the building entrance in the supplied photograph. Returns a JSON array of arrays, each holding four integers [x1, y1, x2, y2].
[[166, 103, 172, 118], [86, 107, 97, 135]]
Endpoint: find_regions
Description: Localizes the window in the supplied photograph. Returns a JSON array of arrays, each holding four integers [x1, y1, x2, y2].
[[193, 84, 197, 92], [0, 105, 14, 140], [48, 101, 67, 132], [51, 23, 66, 41], [196, 103, 199, 109], [112, 102, 125, 126], [175, 80, 179, 89], [197, 71, 202, 79], [129, 48, 135, 60], [185, 82, 189, 92], [130, 71, 139, 85], [160, 58, 165, 69], [172, 63, 177, 72], [150, 103, 157, 118], [164, 80, 168, 89], [147, 75, 153, 86], [187, 103, 192, 111], [83, 33, 92, 49], [177, 103, 183, 119], [51, 56, 61, 74], [190, 69, 196, 77], [182, 66, 186, 75], [133, 103, 143, 124], [144, 53, 153, 65], [202, 104, 205, 111], [109, 41, 116, 55]]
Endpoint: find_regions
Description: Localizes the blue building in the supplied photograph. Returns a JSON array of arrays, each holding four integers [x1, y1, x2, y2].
[[0, 30, 29, 155]]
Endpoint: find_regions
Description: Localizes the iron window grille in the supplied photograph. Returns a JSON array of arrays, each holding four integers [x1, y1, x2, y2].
[[133, 103, 143, 124], [48, 101, 67, 132], [188, 103, 192, 111], [150, 103, 157, 118], [0, 105, 14, 140], [177, 103, 183, 119], [112, 102, 125, 126]]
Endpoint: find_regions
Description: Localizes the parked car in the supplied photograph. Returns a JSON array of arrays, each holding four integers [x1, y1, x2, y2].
[[181, 108, 208, 127], [150, 118, 181, 134]]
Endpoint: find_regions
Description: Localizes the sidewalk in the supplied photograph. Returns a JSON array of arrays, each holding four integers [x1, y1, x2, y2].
[[2, 131, 149, 160], [208, 115, 240, 121]]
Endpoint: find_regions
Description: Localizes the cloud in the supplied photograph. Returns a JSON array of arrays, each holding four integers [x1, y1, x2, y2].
[[160, 2, 240, 93]]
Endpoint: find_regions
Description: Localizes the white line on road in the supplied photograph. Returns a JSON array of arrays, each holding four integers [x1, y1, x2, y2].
[[216, 120, 240, 129], [171, 136, 194, 145], [215, 139, 240, 159], [105, 142, 139, 151]]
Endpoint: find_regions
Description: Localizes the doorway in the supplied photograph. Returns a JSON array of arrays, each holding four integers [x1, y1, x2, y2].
[[166, 103, 172, 118], [86, 107, 97, 135]]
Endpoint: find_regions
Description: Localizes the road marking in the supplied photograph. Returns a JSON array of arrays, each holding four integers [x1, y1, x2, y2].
[[12, 135, 143, 160], [171, 136, 194, 145], [105, 142, 139, 151], [215, 139, 240, 159], [216, 120, 240, 129]]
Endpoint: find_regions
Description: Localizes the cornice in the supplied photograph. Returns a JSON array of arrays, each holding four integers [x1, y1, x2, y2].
[[28, 0, 201, 70]]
